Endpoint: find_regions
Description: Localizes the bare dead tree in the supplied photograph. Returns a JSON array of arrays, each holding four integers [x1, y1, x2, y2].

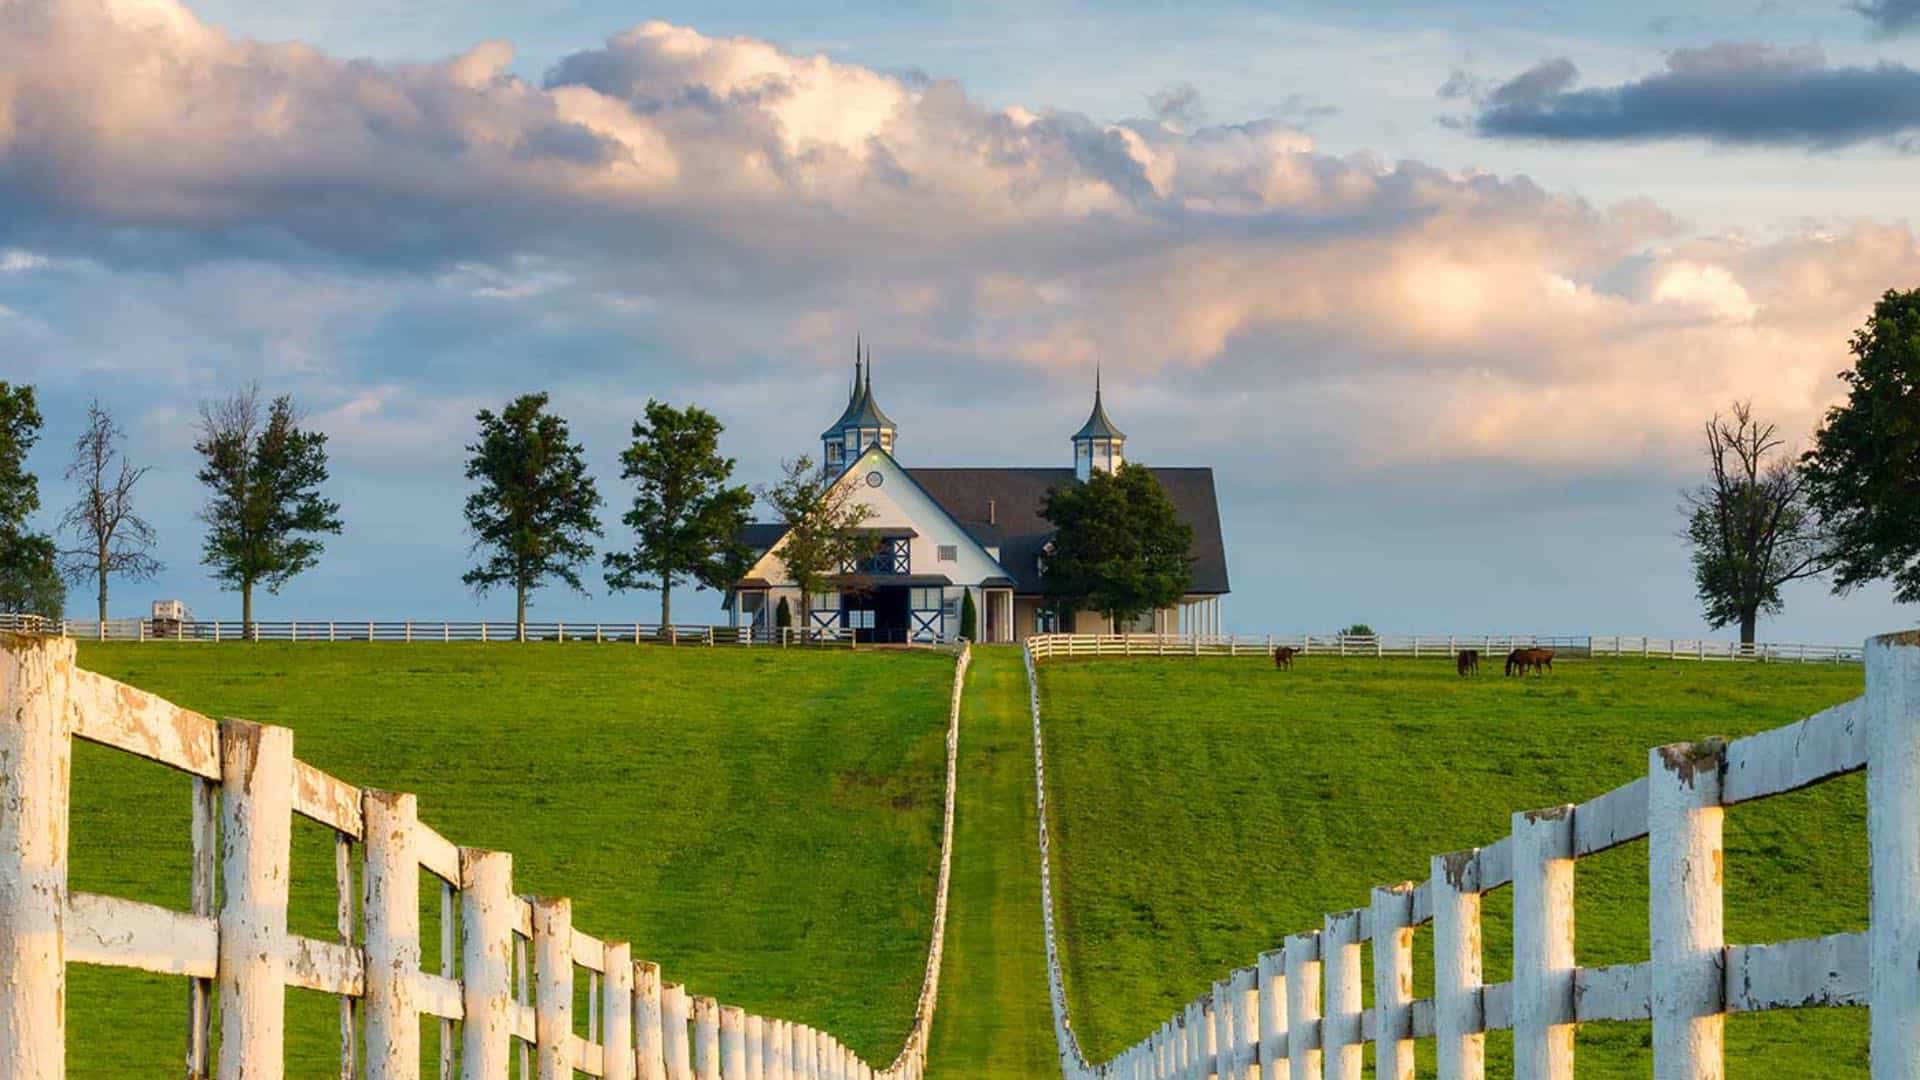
[[58, 400, 161, 624], [1679, 401, 1827, 644]]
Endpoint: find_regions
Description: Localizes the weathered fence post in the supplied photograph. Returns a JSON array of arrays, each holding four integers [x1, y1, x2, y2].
[[664, 983, 694, 1080], [1372, 882, 1416, 1080], [1257, 949, 1286, 1079], [764, 1017, 784, 1080], [365, 790, 422, 1078], [1650, 740, 1725, 1079], [1431, 850, 1486, 1080], [792, 1024, 814, 1080], [635, 963, 667, 1080], [605, 942, 635, 1080], [1211, 977, 1233, 1080], [1868, 630, 1920, 1075], [1230, 965, 1258, 1079], [1322, 909, 1363, 1080], [694, 996, 721, 1080], [1513, 806, 1576, 1080], [1282, 930, 1322, 1080], [720, 1006, 747, 1080], [461, 849, 516, 1079], [218, 719, 295, 1078], [533, 898, 575, 1079], [0, 636, 73, 1080]]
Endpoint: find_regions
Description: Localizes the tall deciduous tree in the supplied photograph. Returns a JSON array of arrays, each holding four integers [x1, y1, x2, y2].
[[603, 400, 753, 626], [462, 392, 603, 639], [756, 456, 875, 636], [1804, 287, 1920, 604], [58, 400, 161, 624], [0, 382, 64, 620], [1040, 461, 1193, 631], [194, 385, 342, 632], [1680, 402, 1826, 644]]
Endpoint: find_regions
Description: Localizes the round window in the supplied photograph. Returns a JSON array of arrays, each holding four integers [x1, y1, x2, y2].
[[865, 470, 884, 488]]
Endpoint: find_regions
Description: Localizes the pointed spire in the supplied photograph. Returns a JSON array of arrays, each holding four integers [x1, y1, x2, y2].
[[1073, 363, 1126, 442], [865, 345, 874, 396]]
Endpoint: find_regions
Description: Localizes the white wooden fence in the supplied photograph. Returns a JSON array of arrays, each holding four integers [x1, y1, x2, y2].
[[5, 614, 853, 647], [1026, 632, 1862, 664], [1025, 630, 1920, 1079], [0, 633, 968, 1079]]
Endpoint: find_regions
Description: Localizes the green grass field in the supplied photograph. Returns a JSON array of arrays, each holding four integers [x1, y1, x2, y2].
[[66, 641, 955, 1076], [1035, 654, 1869, 1078]]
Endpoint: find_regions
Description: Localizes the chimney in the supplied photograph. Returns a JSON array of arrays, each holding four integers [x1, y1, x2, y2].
[[987, 499, 997, 526]]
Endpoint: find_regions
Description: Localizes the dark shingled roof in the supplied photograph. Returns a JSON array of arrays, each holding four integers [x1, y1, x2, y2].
[[741, 523, 788, 559], [906, 467, 1229, 596]]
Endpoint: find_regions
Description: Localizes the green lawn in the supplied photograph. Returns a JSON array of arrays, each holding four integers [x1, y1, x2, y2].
[[1036, 654, 1869, 1078], [65, 641, 955, 1077], [925, 647, 1058, 1080]]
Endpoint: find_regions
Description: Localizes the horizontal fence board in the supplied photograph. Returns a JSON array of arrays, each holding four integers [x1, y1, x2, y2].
[[1573, 962, 1652, 1023], [416, 971, 464, 1021], [572, 930, 606, 973], [1572, 777, 1650, 857], [1722, 699, 1867, 805], [415, 823, 461, 885], [1727, 931, 1868, 1012], [66, 669, 220, 779], [64, 892, 216, 978], [283, 934, 364, 997], [1481, 981, 1514, 1032], [1477, 838, 1513, 892], [292, 760, 362, 838]]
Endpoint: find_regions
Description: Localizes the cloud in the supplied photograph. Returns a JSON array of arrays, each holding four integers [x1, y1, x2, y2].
[[1147, 82, 1206, 131], [1469, 42, 1920, 148], [0, 0, 1916, 486], [1851, 0, 1920, 37]]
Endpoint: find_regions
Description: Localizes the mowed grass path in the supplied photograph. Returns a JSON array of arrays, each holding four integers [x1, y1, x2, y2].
[[925, 647, 1057, 1080], [67, 642, 953, 1076], [1037, 655, 1868, 1078]]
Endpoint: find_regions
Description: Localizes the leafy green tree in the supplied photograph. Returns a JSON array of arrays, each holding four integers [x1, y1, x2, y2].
[[1681, 402, 1826, 643], [462, 393, 603, 639], [774, 596, 792, 629], [0, 381, 64, 620], [194, 386, 341, 633], [959, 589, 977, 641], [756, 455, 875, 637], [1342, 623, 1375, 637], [1804, 288, 1920, 603], [603, 400, 753, 626], [1040, 461, 1194, 630], [59, 400, 161, 623]]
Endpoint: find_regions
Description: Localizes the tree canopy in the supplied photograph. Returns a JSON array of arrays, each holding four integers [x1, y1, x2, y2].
[[195, 386, 342, 628], [1804, 288, 1920, 604], [59, 399, 162, 623], [1681, 402, 1826, 643], [0, 382, 64, 619], [1040, 462, 1193, 629], [603, 400, 754, 625], [756, 456, 875, 631], [462, 392, 603, 633]]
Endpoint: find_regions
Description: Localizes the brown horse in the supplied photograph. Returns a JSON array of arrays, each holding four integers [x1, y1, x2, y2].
[[1273, 646, 1300, 670], [1456, 649, 1481, 676], [1505, 647, 1555, 676]]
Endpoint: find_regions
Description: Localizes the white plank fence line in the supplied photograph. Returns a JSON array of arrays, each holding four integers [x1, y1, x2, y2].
[[1, 613, 859, 647], [1025, 632, 1863, 664], [1025, 629, 1920, 1079], [0, 632, 967, 1080]]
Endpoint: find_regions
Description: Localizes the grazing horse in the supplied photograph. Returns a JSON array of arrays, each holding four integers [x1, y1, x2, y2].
[[1505, 647, 1555, 676], [1273, 646, 1300, 670], [1456, 649, 1481, 676]]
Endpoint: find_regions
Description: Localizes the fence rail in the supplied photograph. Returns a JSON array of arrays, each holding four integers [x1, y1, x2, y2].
[[0, 632, 968, 1079], [1025, 631, 1863, 664], [1025, 630, 1920, 1079], [1, 614, 856, 647]]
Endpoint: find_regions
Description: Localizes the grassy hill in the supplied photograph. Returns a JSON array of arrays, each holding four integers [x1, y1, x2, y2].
[[1035, 654, 1868, 1078], [66, 641, 955, 1077]]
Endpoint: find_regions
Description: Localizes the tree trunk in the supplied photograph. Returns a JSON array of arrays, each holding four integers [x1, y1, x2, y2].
[[516, 582, 527, 643], [242, 580, 255, 641], [661, 574, 673, 628], [96, 567, 108, 626], [1739, 608, 1758, 646]]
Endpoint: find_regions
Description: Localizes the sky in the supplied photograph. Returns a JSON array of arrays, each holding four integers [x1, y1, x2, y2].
[[3, 0, 1918, 641]]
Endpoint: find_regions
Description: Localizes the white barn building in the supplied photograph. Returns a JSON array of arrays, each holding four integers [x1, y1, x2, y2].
[[730, 354, 1229, 643]]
